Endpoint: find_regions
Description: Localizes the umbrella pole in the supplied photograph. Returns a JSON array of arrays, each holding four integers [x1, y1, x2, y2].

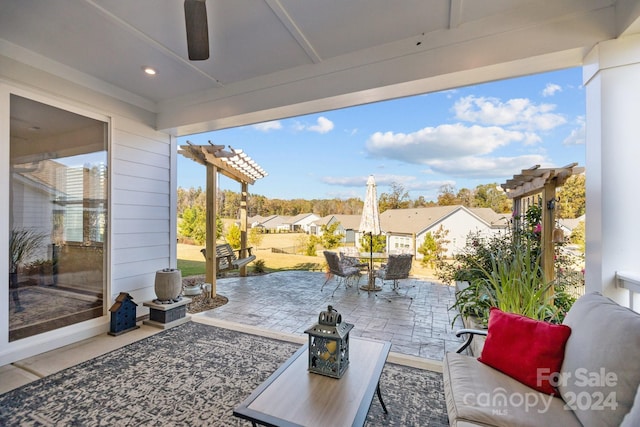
[[369, 233, 374, 289], [361, 232, 381, 292]]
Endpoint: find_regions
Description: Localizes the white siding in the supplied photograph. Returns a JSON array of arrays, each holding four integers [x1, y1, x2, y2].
[[111, 121, 174, 305], [414, 210, 502, 259], [295, 214, 320, 233], [388, 234, 413, 254]]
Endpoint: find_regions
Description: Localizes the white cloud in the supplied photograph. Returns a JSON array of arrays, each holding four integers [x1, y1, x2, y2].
[[542, 83, 562, 97], [292, 116, 334, 134], [522, 132, 542, 145], [322, 174, 412, 187], [252, 120, 282, 132], [453, 95, 566, 131], [308, 116, 334, 133], [425, 154, 547, 178], [321, 174, 455, 193], [366, 123, 524, 164], [563, 116, 585, 145]]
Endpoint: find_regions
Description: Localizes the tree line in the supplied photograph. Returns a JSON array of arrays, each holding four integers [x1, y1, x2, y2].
[[178, 174, 585, 220]]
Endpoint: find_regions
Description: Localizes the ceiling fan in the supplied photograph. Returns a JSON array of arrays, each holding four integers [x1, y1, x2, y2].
[[184, 0, 209, 60]]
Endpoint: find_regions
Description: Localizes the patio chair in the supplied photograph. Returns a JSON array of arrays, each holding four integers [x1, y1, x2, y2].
[[375, 254, 414, 298], [322, 251, 361, 296]]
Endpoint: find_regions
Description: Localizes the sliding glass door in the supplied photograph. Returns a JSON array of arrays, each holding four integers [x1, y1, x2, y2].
[[9, 94, 108, 341]]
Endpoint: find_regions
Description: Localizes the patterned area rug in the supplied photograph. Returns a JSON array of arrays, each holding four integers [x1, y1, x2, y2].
[[0, 322, 448, 426]]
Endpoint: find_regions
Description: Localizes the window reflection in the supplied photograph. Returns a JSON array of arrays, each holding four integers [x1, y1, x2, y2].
[[9, 95, 107, 341]]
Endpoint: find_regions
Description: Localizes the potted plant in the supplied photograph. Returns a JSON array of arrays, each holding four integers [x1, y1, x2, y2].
[[473, 244, 559, 322], [443, 228, 572, 329]]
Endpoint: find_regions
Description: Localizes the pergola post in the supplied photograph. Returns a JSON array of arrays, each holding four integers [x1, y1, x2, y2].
[[239, 181, 248, 277], [512, 196, 521, 244], [205, 164, 218, 294], [541, 181, 556, 288]]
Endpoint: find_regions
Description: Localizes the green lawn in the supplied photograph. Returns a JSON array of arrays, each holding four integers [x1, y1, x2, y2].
[[177, 259, 205, 277]]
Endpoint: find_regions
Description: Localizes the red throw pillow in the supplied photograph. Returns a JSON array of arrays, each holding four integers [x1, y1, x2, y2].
[[478, 307, 571, 395]]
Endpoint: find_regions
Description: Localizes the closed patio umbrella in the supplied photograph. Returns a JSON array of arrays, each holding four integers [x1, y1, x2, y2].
[[359, 175, 382, 291]]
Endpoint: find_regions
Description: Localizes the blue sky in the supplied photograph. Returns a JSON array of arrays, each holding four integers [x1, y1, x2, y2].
[[177, 67, 585, 202]]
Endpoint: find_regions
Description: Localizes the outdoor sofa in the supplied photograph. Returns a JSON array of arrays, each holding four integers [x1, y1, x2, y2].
[[443, 292, 640, 426]]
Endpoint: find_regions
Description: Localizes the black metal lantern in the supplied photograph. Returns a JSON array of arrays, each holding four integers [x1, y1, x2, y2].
[[304, 305, 354, 378]]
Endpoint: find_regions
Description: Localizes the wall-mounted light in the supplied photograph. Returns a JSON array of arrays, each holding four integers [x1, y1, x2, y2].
[[547, 197, 559, 210]]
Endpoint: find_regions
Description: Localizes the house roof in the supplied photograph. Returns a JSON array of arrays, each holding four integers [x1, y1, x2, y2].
[[259, 215, 292, 228], [1, 2, 634, 136], [380, 206, 459, 234], [249, 215, 277, 227], [469, 208, 510, 228], [380, 205, 508, 234], [331, 215, 362, 230], [312, 214, 361, 230], [313, 216, 334, 227], [285, 213, 318, 225]]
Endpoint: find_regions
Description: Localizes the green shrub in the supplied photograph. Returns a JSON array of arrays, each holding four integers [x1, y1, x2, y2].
[[305, 235, 319, 256], [252, 259, 266, 274]]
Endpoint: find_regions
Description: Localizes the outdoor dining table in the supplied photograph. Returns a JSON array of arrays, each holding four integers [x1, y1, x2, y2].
[[359, 252, 388, 291], [359, 252, 388, 261]]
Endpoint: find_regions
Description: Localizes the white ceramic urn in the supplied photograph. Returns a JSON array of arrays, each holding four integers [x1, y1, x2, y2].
[[154, 268, 182, 301]]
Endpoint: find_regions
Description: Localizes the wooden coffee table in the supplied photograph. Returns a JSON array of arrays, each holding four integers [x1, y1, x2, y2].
[[233, 337, 391, 427]]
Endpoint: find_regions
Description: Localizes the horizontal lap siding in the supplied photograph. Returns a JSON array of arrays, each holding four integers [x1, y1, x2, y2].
[[111, 124, 173, 302]]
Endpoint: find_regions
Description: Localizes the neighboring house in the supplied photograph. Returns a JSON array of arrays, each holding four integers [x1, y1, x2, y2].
[[374, 206, 509, 259], [310, 215, 361, 244], [309, 215, 335, 237], [558, 214, 585, 237], [332, 215, 361, 244], [257, 215, 293, 233], [250, 213, 324, 234], [285, 213, 321, 233], [248, 215, 277, 229]]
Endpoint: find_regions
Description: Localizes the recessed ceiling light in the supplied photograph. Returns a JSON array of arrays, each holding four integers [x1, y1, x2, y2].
[[142, 66, 157, 76]]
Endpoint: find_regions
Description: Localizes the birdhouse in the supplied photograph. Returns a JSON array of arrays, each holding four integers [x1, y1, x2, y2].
[[304, 305, 354, 378], [109, 292, 139, 336]]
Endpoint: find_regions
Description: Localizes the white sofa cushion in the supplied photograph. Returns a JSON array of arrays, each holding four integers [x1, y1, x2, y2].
[[444, 352, 581, 427], [559, 292, 640, 427], [620, 383, 640, 426]]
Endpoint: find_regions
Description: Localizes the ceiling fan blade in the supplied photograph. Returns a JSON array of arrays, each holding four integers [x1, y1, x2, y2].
[[184, 0, 209, 60]]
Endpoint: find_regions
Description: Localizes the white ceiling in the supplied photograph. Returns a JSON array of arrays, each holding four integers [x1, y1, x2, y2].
[[1, 0, 639, 136]]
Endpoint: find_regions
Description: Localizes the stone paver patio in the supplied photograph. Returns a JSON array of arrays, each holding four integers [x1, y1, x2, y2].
[[195, 270, 465, 361]]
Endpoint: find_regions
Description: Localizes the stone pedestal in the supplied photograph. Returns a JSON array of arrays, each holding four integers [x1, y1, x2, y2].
[[143, 297, 191, 329]]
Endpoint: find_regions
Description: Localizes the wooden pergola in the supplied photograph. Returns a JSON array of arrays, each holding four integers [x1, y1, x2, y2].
[[179, 142, 267, 296], [501, 163, 584, 286]]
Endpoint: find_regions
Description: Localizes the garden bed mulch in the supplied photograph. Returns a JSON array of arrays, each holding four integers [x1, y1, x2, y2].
[[182, 275, 228, 314]]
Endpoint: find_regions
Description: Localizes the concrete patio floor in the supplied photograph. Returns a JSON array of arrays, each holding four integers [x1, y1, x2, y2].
[[196, 270, 465, 361]]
